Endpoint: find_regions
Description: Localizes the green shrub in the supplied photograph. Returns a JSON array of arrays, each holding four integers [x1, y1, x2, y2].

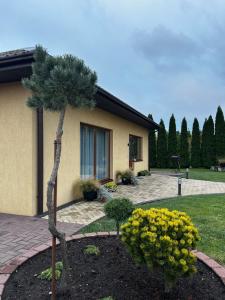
[[121, 208, 200, 289], [38, 261, 63, 281], [137, 170, 151, 176], [104, 181, 118, 192], [104, 198, 134, 237], [79, 179, 99, 193], [84, 244, 100, 256]]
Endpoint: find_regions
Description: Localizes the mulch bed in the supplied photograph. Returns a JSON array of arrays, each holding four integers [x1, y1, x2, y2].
[[2, 236, 225, 300]]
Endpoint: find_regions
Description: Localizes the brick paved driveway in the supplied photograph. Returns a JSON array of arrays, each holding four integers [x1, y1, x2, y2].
[[0, 214, 83, 267]]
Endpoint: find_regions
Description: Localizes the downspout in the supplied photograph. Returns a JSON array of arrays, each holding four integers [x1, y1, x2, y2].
[[37, 108, 43, 215]]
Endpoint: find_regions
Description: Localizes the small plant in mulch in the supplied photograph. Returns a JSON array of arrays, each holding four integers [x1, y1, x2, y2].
[[37, 261, 63, 281], [104, 198, 134, 237], [121, 207, 201, 292], [84, 244, 100, 256], [98, 297, 114, 300]]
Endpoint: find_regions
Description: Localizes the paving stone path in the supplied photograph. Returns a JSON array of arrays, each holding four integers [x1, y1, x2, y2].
[[1, 174, 225, 267], [0, 214, 83, 267], [56, 174, 225, 225]]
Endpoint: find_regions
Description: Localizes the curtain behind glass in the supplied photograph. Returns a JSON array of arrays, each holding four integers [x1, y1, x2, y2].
[[96, 129, 109, 179], [80, 126, 94, 179]]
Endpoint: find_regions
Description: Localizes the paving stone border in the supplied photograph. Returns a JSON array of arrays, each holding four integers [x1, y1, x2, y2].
[[0, 232, 225, 299]]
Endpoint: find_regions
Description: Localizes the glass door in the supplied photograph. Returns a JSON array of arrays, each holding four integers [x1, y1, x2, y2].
[[96, 129, 110, 179], [80, 125, 94, 179], [80, 124, 110, 180]]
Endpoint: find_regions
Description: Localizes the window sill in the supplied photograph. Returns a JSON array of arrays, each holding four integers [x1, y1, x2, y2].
[[130, 159, 143, 162]]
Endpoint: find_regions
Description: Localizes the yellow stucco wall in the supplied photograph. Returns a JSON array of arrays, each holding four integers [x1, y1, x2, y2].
[[43, 106, 149, 211], [0, 81, 149, 215], [0, 82, 36, 216]]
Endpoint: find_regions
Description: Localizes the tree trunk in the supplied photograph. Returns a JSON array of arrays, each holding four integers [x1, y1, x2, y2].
[[46, 108, 70, 291]]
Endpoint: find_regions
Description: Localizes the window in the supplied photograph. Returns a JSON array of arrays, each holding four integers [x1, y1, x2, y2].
[[129, 135, 142, 161], [80, 124, 110, 179]]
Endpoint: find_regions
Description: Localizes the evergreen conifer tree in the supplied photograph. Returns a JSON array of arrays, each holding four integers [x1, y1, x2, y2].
[[207, 115, 216, 167], [180, 118, 189, 168], [191, 118, 201, 167], [22, 45, 97, 292], [168, 114, 177, 168], [148, 114, 157, 168], [157, 119, 168, 168], [215, 106, 225, 159], [201, 118, 208, 167]]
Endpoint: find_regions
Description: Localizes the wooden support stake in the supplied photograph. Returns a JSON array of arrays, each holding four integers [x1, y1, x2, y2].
[[51, 140, 58, 300]]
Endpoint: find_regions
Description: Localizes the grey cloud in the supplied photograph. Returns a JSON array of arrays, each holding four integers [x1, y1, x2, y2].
[[133, 25, 203, 71]]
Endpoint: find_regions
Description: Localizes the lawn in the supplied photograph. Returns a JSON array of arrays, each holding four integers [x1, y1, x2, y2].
[[152, 168, 225, 182], [80, 194, 225, 265]]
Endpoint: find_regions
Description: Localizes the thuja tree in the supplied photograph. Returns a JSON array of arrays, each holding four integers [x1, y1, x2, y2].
[[22, 46, 97, 288], [215, 106, 225, 159], [168, 114, 177, 168], [180, 118, 189, 168], [191, 118, 201, 167], [202, 116, 215, 168], [148, 114, 157, 168], [157, 119, 168, 168], [201, 118, 208, 167], [207, 115, 216, 167]]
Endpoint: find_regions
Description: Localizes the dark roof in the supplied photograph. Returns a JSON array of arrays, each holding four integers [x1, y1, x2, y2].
[[0, 48, 159, 130], [0, 48, 35, 60]]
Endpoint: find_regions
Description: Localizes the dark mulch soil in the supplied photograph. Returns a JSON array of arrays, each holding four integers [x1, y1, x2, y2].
[[3, 237, 225, 300]]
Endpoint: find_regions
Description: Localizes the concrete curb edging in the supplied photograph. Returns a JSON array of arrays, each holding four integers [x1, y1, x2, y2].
[[0, 232, 224, 298], [194, 251, 225, 284]]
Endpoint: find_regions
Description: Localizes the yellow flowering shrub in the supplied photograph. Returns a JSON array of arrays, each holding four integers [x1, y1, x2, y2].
[[121, 208, 200, 282]]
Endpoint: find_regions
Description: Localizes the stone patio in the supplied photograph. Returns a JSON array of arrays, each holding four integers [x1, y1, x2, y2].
[[56, 174, 225, 224], [56, 201, 105, 225], [2, 174, 225, 268]]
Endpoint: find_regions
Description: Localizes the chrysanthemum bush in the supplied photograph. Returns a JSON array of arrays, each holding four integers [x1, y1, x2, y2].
[[121, 207, 200, 285]]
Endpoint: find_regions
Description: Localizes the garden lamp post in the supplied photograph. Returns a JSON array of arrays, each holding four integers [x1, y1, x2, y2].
[[178, 177, 182, 196], [186, 168, 189, 179]]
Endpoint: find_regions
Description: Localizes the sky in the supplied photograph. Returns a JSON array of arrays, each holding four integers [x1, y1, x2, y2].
[[1, 0, 225, 130]]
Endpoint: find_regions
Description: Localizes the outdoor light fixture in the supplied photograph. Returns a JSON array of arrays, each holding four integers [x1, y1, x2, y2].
[[178, 177, 182, 196], [186, 168, 189, 179]]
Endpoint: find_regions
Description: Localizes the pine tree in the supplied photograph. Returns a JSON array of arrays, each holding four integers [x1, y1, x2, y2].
[[157, 119, 168, 168], [207, 115, 216, 167], [180, 118, 190, 168], [191, 118, 201, 167], [168, 114, 177, 168], [148, 114, 157, 168], [22, 45, 97, 291], [215, 106, 225, 159]]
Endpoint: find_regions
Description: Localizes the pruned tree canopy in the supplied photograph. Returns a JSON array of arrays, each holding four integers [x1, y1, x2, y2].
[[23, 45, 97, 111]]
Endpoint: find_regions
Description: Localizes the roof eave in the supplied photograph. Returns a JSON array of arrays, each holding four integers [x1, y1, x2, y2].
[[0, 53, 159, 130]]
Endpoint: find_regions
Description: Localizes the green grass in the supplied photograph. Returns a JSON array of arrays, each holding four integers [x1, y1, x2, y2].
[[151, 168, 225, 182], [188, 168, 225, 182], [80, 194, 225, 265]]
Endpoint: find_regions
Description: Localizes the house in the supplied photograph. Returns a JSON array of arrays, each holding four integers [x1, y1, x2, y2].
[[0, 48, 159, 216]]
